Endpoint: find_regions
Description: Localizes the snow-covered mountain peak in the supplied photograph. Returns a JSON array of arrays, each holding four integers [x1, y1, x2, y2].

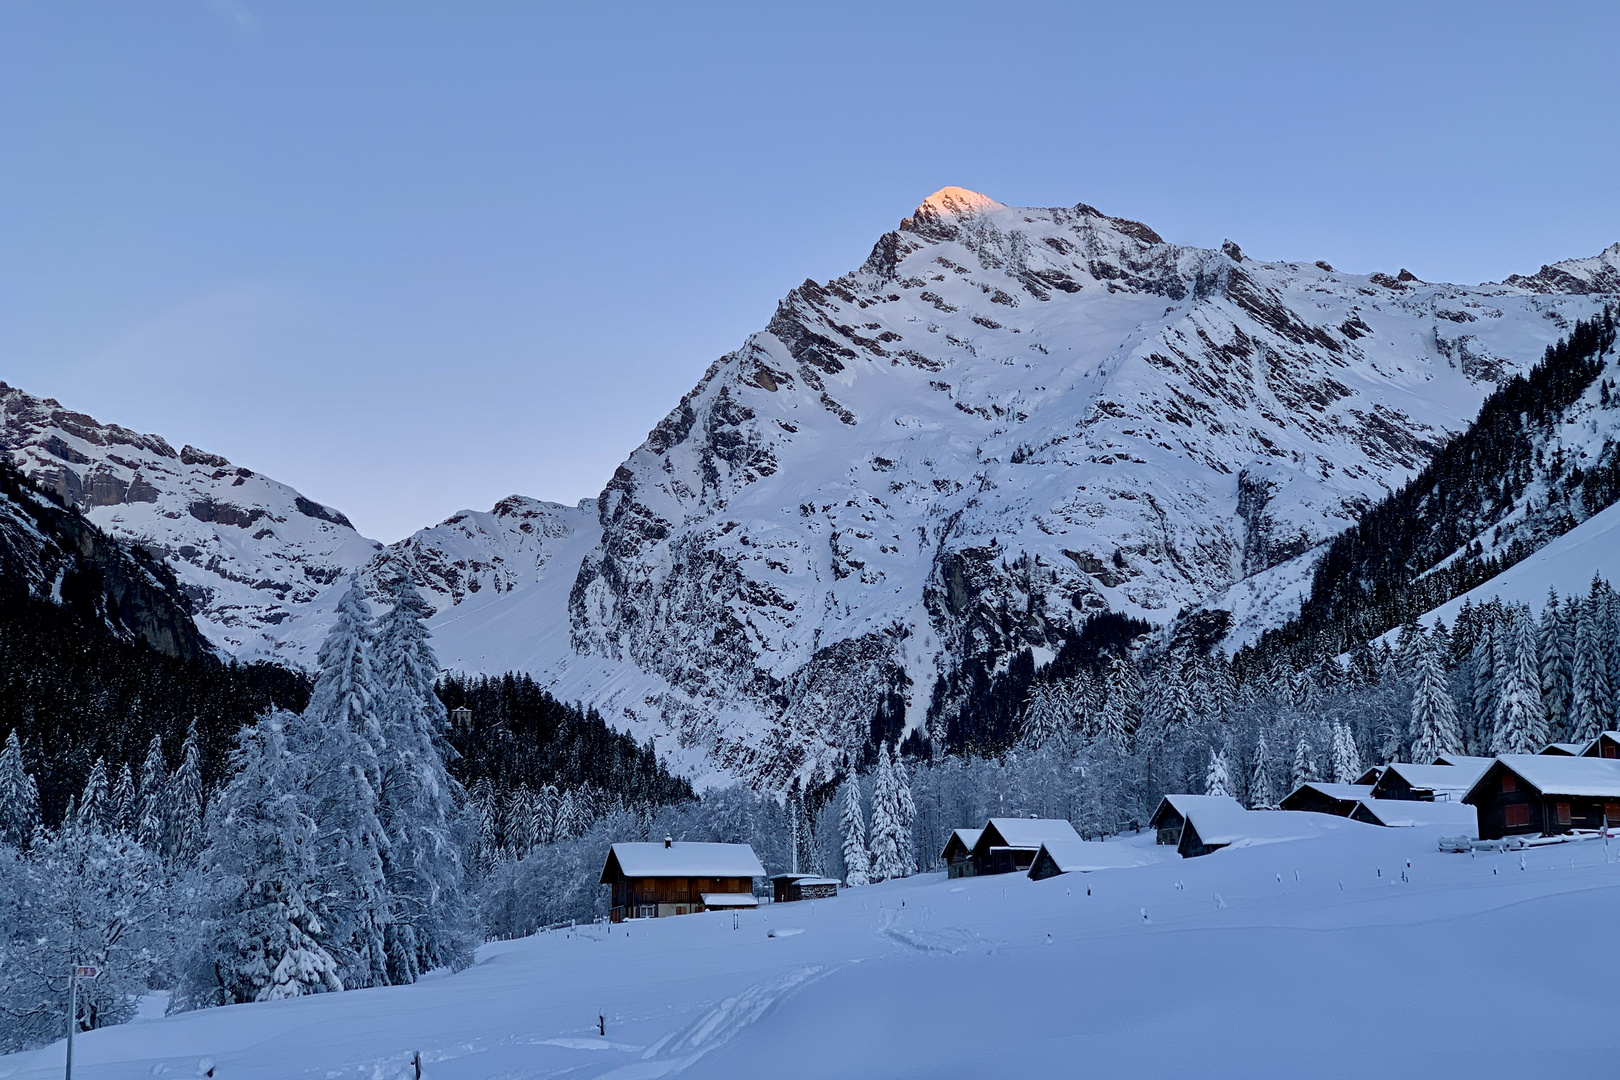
[[912, 186, 1002, 219]]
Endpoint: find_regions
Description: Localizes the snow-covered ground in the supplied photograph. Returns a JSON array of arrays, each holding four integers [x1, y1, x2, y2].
[[8, 825, 1619, 1080]]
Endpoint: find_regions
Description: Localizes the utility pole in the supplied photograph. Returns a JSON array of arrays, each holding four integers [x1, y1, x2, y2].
[[65, 965, 100, 1080]]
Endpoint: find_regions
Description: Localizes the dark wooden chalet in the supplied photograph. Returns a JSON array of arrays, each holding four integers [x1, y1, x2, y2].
[[1278, 782, 1373, 817], [1462, 755, 1620, 840], [1027, 839, 1157, 880], [941, 828, 983, 878], [967, 818, 1082, 876], [769, 874, 840, 902], [1580, 732, 1620, 759], [1354, 765, 1386, 786], [600, 838, 765, 922], [1148, 794, 1244, 846], [1174, 803, 1346, 859], [1369, 760, 1490, 802]]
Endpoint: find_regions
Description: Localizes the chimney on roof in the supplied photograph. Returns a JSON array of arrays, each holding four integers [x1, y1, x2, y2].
[[664, 835, 672, 849]]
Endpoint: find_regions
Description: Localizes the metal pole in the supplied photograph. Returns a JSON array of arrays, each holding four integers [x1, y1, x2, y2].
[[65, 966, 76, 1080]]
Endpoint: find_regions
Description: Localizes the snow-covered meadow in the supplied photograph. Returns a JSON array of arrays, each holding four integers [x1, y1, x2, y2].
[[7, 824, 1617, 1080]]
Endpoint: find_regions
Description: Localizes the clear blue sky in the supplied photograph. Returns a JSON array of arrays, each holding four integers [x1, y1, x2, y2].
[[3, 2, 1617, 541]]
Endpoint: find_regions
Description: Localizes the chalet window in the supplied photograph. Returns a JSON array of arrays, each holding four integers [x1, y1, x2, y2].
[[1556, 802, 1572, 826], [1504, 804, 1530, 828], [1501, 775, 1516, 794], [1605, 746, 1617, 759], [1604, 802, 1620, 823]]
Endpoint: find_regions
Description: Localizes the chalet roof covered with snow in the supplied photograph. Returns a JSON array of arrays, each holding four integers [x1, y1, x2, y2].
[[1289, 782, 1374, 802], [942, 828, 983, 858], [1149, 794, 1244, 828], [699, 892, 759, 908], [768, 874, 841, 886], [1376, 761, 1490, 798], [1434, 754, 1494, 768], [599, 842, 766, 883], [1464, 755, 1620, 802], [1351, 799, 1478, 830], [1183, 804, 1368, 849], [976, 818, 1081, 852], [1538, 742, 1585, 756], [1030, 839, 1160, 874]]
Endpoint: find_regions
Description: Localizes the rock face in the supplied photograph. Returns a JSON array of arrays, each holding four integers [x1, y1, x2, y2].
[[0, 383, 382, 663], [554, 189, 1617, 785], [0, 455, 209, 661]]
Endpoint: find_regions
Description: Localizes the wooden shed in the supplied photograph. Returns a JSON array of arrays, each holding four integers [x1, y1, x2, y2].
[[1462, 755, 1620, 840], [1278, 782, 1373, 817], [941, 828, 983, 878], [1580, 732, 1620, 759], [1147, 794, 1243, 846], [1027, 839, 1158, 880], [769, 874, 839, 903], [1348, 798, 1478, 836], [1369, 760, 1490, 802], [967, 818, 1082, 876], [599, 838, 765, 922]]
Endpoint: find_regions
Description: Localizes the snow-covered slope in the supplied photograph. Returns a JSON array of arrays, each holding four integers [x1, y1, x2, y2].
[[7, 826, 1619, 1080], [543, 191, 1617, 784], [0, 383, 381, 663]]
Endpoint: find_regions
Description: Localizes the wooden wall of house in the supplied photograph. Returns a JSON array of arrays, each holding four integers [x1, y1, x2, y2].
[[1155, 811, 1184, 845]]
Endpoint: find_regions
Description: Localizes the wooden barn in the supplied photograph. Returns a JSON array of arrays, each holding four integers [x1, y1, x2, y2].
[[1027, 838, 1158, 880], [967, 818, 1082, 876], [1580, 732, 1620, 759], [1462, 755, 1620, 840], [1148, 794, 1243, 846], [769, 874, 839, 902], [941, 828, 982, 878], [1278, 782, 1373, 817], [599, 838, 765, 922], [1369, 760, 1490, 803], [1348, 798, 1478, 836]]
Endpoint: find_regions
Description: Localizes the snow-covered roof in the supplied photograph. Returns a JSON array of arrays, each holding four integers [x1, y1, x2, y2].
[[1286, 782, 1374, 803], [942, 828, 982, 857], [1183, 805, 1366, 849], [1150, 794, 1244, 827], [978, 818, 1081, 852], [769, 874, 840, 886], [1465, 755, 1620, 801], [1031, 839, 1159, 874], [600, 842, 766, 882], [1581, 732, 1620, 756], [700, 892, 759, 908], [1352, 799, 1478, 831], [1434, 754, 1493, 768], [1376, 761, 1490, 798], [1539, 742, 1585, 756]]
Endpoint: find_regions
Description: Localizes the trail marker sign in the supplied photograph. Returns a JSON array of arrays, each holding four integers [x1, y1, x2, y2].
[[73, 966, 101, 979]]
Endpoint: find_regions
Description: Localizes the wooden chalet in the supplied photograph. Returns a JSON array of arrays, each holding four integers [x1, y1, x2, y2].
[[1369, 760, 1490, 803], [1148, 794, 1243, 846], [1278, 782, 1373, 817], [1027, 838, 1157, 880], [1348, 798, 1478, 836], [769, 874, 839, 903], [1354, 765, 1387, 786], [1580, 732, 1620, 759], [1538, 742, 1585, 757], [599, 838, 765, 922], [1462, 755, 1620, 840], [1173, 802, 1361, 859], [967, 818, 1082, 876], [941, 828, 983, 878]]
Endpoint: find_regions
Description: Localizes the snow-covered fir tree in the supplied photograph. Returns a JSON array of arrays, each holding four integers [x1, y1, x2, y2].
[[1570, 594, 1614, 741], [289, 576, 394, 990], [1204, 748, 1232, 798], [892, 748, 916, 877], [1099, 653, 1142, 744], [867, 744, 902, 882], [167, 726, 205, 863], [1491, 608, 1549, 755], [179, 712, 343, 1009], [77, 758, 109, 832], [1330, 723, 1362, 783], [839, 779, 869, 887], [135, 734, 167, 851], [1290, 733, 1316, 789], [0, 731, 40, 849], [1409, 632, 1464, 762], [110, 763, 135, 836], [1539, 590, 1575, 738], [1248, 733, 1274, 809]]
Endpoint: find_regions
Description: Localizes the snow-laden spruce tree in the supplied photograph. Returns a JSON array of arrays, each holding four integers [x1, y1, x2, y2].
[[1248, 733, 1274, 809], [110, 763, 135, 836], [1290, 732, 1316, 790], [167, 726, 205, 863], [1539, 590, 1575, 738], [867, 744, 902, 882], [135, 734, 167, 851], [372, 575, 473, 980], [0, 731, 40, 849], [1330, 723, 1362, 784], [77, 758, 109, 832], [838, 779, 869, 887], [1408, 633, 1464, 762], [1204, 748, 1232, 798], [289, 576, 393, 990], [892, 748, 916, 877], [1491, 608, 1549, 755], [0, 816, 167, 1052], [179, 711, 343, 1010], [1099, 653, 1142, 744], [1570, 596, 1614, 742]]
